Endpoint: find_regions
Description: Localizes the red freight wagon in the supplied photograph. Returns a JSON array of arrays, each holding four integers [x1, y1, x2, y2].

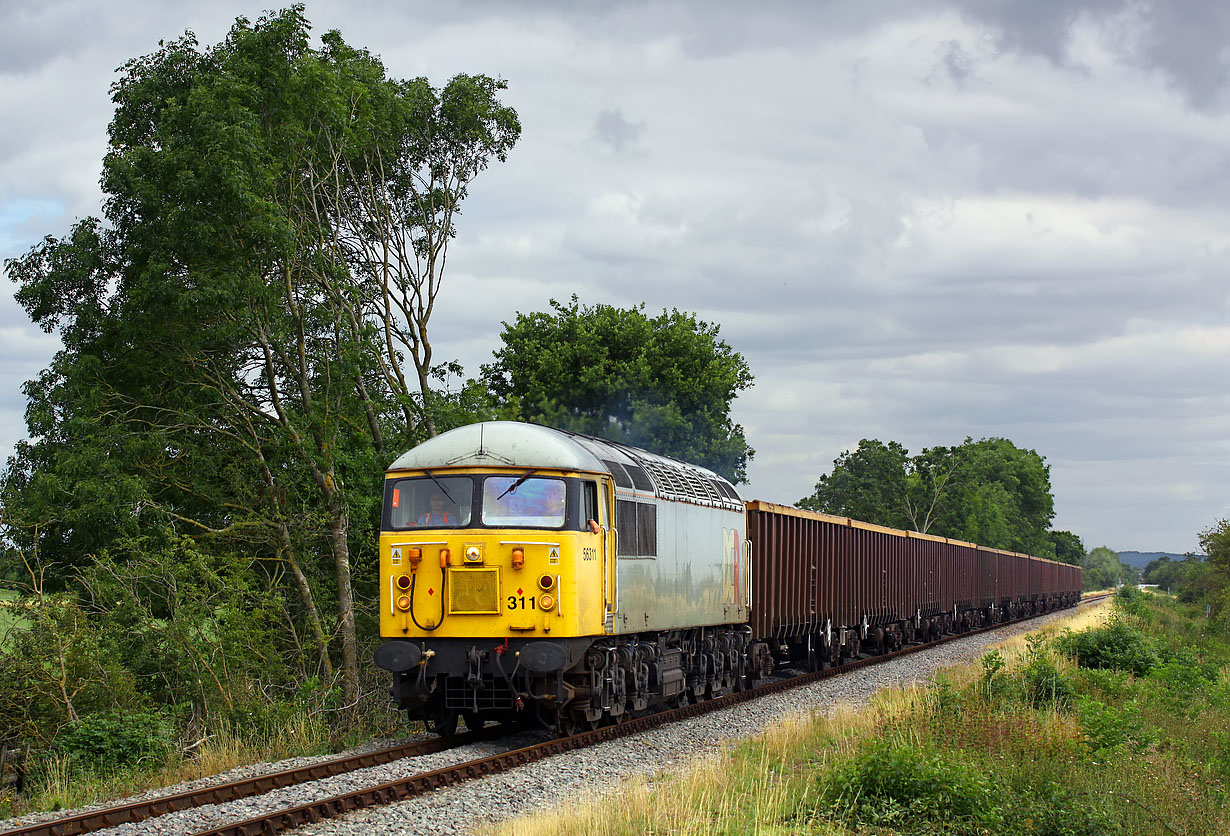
[[746, 502, 1080, 667], [977, 548, 998, 608]]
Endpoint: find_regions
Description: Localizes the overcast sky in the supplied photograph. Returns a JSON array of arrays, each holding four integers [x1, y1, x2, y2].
[[2, 0, 1228, 554]]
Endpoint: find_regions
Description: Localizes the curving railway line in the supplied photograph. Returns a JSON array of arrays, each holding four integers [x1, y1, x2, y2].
[[1, 594, 1109, 836]]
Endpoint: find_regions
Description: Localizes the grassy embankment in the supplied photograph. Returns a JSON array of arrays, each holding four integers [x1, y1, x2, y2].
[[488, 593, 1230, 836]]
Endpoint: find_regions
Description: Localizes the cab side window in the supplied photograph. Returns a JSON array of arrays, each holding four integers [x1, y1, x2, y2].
[[583, 481, 600, 528]]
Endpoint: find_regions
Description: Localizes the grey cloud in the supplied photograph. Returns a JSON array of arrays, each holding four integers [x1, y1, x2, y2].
[[939, 40, 976, 86], [593, 107, 645, 153], [0, 0, 103, 72], [954, 0, 1230, 109]]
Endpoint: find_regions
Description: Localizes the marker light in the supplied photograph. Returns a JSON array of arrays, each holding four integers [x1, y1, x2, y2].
[[396, 595, 411, 611], [538, 574, 555, 591], [396, 575, 411, 590], [539, 594, 555, 611]]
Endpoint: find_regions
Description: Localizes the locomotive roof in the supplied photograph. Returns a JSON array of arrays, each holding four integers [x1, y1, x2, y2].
[[388, 421, 744, 511]]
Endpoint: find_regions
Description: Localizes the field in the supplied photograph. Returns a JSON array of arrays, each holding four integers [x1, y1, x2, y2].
[[0, 589, 27, 646], [488, 592, 1230, 836]]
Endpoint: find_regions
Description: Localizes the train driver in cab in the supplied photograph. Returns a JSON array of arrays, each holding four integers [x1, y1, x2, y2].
[[418, 490, 454, 526]]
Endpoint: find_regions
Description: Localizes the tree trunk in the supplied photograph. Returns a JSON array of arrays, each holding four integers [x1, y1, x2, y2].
[[278, 521, 333, 677], [326, 492, 360, 705]]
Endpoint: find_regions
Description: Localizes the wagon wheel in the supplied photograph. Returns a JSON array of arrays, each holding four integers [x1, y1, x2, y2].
[[431, 707, 460, 739]]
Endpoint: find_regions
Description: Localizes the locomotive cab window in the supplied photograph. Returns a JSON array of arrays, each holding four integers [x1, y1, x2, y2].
[[385, 476, 473, 529], [482, 476, 567, 528]]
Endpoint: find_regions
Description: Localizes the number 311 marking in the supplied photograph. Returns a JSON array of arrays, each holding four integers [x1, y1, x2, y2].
[[508, 595, 536, 610]]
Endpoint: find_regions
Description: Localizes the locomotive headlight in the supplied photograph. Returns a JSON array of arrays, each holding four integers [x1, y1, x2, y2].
[[464, 545, 482, 563], [539, 594, 555, 611], [537, 574, 555, 591], [395, 574, 411, 591], [395, 595, 411, 611]]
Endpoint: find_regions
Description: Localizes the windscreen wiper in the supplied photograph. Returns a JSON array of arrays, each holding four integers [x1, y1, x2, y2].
[[496, 470, 537, 500], [423, 469, 454, 503]]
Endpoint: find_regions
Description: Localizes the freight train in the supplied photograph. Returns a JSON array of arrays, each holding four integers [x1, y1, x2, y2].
[[373, 421, 1081, 734]]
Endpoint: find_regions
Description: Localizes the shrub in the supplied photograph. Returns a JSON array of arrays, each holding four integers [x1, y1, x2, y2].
[[1075, 697, 1154, 753], [1021, 635, 1074, 709], [1013, 788, 1122, 836], [56, 710, 178, 770], [821, 739, 1003, 834], [1115, 586, 1150, 618], [980, 650, 1009, 700], [1055, 619, 1159, 676]]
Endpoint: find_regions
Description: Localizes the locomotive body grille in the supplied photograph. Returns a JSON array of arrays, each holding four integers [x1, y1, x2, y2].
[[448, 567, 500, 614], [444, 675, 515, 710]]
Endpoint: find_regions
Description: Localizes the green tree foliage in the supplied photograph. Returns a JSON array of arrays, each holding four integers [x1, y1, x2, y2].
[[798, 437, 1056, 554], [1047, 530, 1086, 565], [1200, 518, 1230, 617], [1143, 554, 1212, 603], [482, 297, 755, 483], [2, 6, 517, 718], [1081, 546, 1139, 591], [797, 440, 911, 528]]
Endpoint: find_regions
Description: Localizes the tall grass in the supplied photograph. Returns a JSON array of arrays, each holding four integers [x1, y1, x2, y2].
[[3, 705, 408, 820], [9, 711, 337, 816]]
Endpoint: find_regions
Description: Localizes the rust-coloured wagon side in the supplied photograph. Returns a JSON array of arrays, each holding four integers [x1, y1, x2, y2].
[[746, 501, 1078, 655]]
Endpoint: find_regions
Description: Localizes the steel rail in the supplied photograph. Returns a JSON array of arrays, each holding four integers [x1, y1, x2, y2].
[[193, 598, 1107, 836], [0, 728, 503, 836]]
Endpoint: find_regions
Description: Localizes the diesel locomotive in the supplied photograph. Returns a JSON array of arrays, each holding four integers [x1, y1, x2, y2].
[[373, 421, 1080, 734]]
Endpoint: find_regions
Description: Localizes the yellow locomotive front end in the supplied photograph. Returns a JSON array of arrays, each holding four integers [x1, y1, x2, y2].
[[378, 467, 610, 642], [373, 423, 621, 734]]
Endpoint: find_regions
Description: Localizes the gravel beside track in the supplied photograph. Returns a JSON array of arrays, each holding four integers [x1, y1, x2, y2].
[[0, 605, 1097, 836]]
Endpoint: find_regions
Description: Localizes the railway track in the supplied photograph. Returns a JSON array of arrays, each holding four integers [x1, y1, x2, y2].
[[3, 596, 1111, 836]]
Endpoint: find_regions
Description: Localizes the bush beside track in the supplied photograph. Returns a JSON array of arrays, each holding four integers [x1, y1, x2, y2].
[[489, 590, 1230, 836]]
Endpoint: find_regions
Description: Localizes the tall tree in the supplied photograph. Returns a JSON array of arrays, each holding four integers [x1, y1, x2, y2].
[[797, 440, 910, 528], [1047, 530, 1086, 565], [3, 7, 518, 705], [482, 297, 755, 482], [1200, 518, 1230, 615], [1083, 545, 1137, 591]]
